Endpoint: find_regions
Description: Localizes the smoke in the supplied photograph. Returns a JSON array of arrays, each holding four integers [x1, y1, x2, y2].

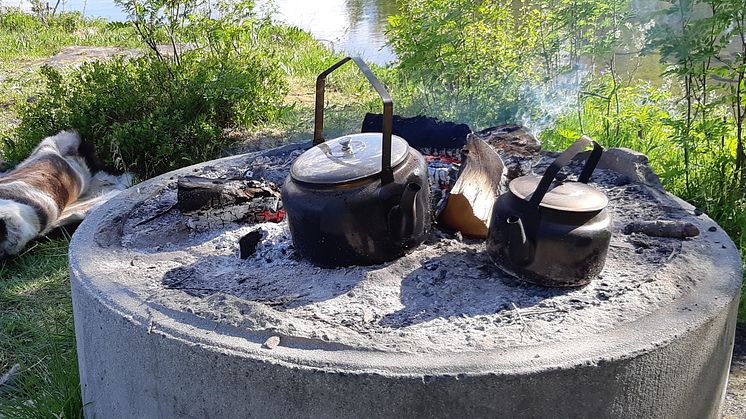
[[514, 0, 666, 141], [628, 0, 660, 16], [518, 65, 592, 139]]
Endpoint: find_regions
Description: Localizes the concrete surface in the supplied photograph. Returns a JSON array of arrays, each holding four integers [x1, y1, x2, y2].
[[70, 146, 743, 418], [722, 325, 746, 418]]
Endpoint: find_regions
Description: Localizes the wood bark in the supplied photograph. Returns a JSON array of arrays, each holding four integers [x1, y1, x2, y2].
[[438, 135, 506, 238], [176, 176, 284, 230]]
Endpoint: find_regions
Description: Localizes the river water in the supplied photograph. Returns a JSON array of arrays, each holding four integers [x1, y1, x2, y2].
[[259, 0, 398, 64], [6, 1, 685, 77], [6, 0, 399, 64]]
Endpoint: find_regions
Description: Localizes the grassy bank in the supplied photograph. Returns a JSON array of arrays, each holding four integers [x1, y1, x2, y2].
[[0, 238, 79, 418], [0, 11, 134, 416], [0, 12, 135, 62], [0, 9, 139, 140]]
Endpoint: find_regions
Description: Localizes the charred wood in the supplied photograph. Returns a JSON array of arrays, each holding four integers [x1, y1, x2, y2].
[[176, 176, 284, 230], [240, 230, 264, 259], [177, 176, 280, 212], [623, 220, 700, 239], [361, 113, 470, 149], [471, 125, 541, 180]]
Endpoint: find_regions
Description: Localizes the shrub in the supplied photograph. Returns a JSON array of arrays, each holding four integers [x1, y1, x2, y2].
[[9, 50, 286, 179], [387, 0, 538, 127], [5, 0, 289, 180]]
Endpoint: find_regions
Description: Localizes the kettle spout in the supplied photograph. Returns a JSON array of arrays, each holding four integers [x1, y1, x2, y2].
[[506, 216, 532, 265], [389, 183, 421, 241]]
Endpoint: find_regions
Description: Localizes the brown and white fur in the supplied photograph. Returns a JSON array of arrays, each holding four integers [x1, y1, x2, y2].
[[0, 131, 93, 260]]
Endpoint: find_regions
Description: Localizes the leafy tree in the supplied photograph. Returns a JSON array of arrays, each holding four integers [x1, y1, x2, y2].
[[388, 0, 540, 126]]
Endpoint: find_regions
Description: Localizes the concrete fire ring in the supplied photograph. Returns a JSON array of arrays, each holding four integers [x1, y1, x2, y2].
[[71, 145, 743, 418]]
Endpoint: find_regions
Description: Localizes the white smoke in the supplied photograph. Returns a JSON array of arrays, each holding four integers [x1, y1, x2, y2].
[[518, 65, 592, 139]]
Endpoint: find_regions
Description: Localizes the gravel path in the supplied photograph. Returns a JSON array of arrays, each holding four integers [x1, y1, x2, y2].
[[723, 325, 746, 418]]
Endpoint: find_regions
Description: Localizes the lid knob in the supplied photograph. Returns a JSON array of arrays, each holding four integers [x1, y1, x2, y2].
[[340, 138, 351, 152]]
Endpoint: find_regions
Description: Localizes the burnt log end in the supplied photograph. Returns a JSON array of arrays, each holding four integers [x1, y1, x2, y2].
[[177, 176, 280, 213]]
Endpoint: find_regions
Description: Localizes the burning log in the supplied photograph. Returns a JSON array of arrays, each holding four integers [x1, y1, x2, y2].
[[438, 135, 506, 238], [177, 176, 280, 212], [176, 176, 284, 230]]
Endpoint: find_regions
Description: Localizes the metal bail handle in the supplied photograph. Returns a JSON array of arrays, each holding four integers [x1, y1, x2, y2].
[[528, 136, 604, 208], [314, 57, 395, 184]]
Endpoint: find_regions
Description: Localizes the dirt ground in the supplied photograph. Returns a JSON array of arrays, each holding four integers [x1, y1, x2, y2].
[[723, 325, 746, 418]]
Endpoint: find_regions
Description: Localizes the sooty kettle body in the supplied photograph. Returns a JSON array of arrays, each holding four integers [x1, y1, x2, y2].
[[282, 57, 431, 267], [487, 136, 612, 287]]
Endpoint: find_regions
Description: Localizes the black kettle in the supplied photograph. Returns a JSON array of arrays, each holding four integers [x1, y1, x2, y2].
[[486, 136, 612, 287], [281, 57, 431, 267]]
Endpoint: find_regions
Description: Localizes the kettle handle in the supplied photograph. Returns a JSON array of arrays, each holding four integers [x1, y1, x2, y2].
[[528, 136, 603, 208], [314, 57, 395, 184]]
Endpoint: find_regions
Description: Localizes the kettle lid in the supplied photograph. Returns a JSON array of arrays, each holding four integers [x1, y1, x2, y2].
[[290, 133, 409, 185], [510, 175, 608, 212]]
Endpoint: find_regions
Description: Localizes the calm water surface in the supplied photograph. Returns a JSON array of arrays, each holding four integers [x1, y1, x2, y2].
[[259, 0, 398, 64], [8, 0, 399, 64]]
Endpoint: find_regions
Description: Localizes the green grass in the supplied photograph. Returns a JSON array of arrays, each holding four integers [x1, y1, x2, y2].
[[0, 11, 137, 62], [0, 237, 81, 419], [0, 11, 109, 419]]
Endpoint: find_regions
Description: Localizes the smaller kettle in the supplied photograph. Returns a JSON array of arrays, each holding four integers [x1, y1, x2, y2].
[[486, 136, 611, 287]]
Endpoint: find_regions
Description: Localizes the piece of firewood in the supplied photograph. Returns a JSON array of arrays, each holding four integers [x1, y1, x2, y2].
[[239, 230, 263, 259], [177, 176, 280, 212], [623, 220, 700, 238], [438, 135, 506, 238], [175, 176, 284, 230], [361, 113, 471, 149]]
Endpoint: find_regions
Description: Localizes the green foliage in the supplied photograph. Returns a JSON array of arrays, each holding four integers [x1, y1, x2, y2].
[[387, 0, 632, 128], [524, 0, 631, 78], [0, 238, 81, 419], [5, 2, 288, 180], [9, 50, 284, 179], [0, 9, 136, 61], [388, 0, 539, 126], [634, 1, 746, 294]]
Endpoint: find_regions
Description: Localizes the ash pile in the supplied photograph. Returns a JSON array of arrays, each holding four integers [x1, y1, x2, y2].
[[118, 116, 710, 353]]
